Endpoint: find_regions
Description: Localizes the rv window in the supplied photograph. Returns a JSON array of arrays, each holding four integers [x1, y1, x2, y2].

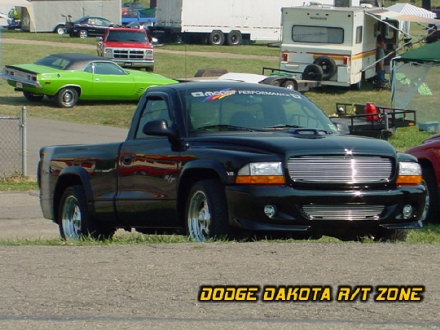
[[292, 25, 344, 44], [356, 26, 362, 44]]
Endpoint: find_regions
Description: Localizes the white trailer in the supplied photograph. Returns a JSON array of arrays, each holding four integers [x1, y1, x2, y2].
[[279, 5, 407, 88], [278, 4, 439, 88], [12, 0, 121, 33], [152, 0, 334, 45]]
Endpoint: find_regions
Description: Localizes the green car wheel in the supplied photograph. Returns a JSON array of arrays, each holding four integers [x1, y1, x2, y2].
[[56, 87, 79, 108]]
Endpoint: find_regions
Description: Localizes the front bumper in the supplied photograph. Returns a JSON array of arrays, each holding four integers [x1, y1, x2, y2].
[[225, 184, 426, 235], [112, 59, 154, 68]]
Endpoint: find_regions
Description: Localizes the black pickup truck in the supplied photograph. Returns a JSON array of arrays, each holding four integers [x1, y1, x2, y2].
[[38, 82, 426, 242]]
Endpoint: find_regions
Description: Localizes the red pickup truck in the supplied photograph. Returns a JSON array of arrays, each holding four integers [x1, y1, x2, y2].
[[97, 27, 154, 71]]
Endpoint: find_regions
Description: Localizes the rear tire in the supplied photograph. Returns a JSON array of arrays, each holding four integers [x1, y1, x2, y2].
[[23, 91, 44, 102], [185, 179, 230, 242], [55, 25, 66, 35], [208, 30, 225, 45], [58, 185, 115, 240], [227, 30, 242, 45], [56, 87, 78, 108]]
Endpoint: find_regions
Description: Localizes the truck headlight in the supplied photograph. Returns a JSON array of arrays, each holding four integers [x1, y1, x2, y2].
[[397, 162, 422, 185], [236, 162, 286, 184], [104, 48, 112, 55]]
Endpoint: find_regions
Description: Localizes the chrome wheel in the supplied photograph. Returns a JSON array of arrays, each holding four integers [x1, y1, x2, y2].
[[57, 26, 66, 35], [61, 195, 82, 240], [187, 190, 211, 242], [56, 87, 78, 108]]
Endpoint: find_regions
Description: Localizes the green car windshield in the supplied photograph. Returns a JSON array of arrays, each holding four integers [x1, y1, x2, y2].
[[185, 87, 338, 134]]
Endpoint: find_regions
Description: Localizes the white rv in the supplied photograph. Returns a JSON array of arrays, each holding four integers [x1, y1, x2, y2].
[[279, 5, 405, 88], [152, 0, 334, 45]]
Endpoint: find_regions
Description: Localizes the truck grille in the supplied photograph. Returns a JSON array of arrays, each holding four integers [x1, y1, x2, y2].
[[302, 204, 384, 221], [287, 156, 392, 183], [113, 49, 153, 60]]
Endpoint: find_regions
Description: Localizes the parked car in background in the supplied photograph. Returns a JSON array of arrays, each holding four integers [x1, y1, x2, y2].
[[97, 27, 154, 71], [52, 14, 72, 35], [407, 134, 440, 223], [66, 16, 115, 38], [2, 53, 176, 108]]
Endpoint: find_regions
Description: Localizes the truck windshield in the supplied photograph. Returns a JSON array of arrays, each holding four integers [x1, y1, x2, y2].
[[185, 87, 338, 134], [107, 30, 148, 42]]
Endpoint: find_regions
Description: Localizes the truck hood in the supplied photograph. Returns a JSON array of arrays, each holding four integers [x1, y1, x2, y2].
[[191, 131, 397, 158], [104, 41, 152, 49]]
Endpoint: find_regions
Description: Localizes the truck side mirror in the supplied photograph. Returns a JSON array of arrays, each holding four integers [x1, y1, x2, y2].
[[143, 120, 176, 138]]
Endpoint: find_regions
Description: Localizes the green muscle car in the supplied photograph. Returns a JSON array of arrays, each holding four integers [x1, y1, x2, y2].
[[2, 53, 177, 108]]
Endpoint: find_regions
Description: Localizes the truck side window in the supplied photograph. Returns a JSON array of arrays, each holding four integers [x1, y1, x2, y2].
[[135, 98, 171, 139], [356, 26, 362, 44]]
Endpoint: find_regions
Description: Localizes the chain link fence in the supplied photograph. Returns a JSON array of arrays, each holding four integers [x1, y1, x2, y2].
[[0, 107, 27, 178]]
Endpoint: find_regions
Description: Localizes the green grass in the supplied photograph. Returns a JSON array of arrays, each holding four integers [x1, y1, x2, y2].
[[0, 176, 38, 191], [0, 225, 438, 245]]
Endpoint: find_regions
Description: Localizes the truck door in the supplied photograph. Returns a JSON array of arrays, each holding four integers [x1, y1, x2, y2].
[[115, 94, 181, 228]]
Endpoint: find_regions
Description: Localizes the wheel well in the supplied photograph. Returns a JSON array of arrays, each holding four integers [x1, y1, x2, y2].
[[59, 85, 82, 97], [177, 169, 222, 225], [419, 159, 434, 174], [53, 175, 83, 223]]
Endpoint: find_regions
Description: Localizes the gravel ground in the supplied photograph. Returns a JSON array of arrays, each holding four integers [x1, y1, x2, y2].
[[0, 191, 439, 330]]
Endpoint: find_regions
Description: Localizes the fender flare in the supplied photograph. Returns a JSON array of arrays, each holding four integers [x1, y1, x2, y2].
[[53, 167, 95, 220]]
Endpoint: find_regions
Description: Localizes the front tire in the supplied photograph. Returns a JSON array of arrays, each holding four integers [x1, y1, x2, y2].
[[185, 179, 230, 242], [55, 25, 66, 35], [23, 91, 44, 102], [58, 185, 115, 240], [56, 87, 78, 108]]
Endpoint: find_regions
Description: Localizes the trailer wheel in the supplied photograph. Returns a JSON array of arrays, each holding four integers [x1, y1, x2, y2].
[[208, 30, 225, 45], [227, 30, 242, 45], [282, 79, 297, 90], [302, 64, 323, 81], [313, 56, 336, 80]]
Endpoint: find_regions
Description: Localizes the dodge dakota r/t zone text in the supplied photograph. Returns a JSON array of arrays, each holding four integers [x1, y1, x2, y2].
[[38, 82, 426, 242]]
